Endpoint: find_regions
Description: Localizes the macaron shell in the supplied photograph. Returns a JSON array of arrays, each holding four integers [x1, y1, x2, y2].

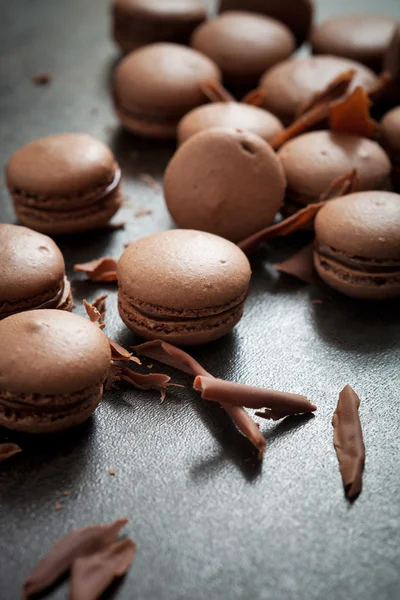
[[6, 134, 117, 199], [0, 310, 111, 396], [164, 127, 286, 242], [259, 56, 378, 124], [177, 102, 284, 145], [380, 106, 400, 152], [114, 0, 207, 21]]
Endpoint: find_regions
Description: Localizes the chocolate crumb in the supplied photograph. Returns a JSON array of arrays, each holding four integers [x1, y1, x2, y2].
[[0, 442, 22, 463], [139, 174, 160, 193], [62, 491, 71, 497], [32, 72, 52, 85], [92, 295, 107, 321], [147, 364, 153, 369], [134, 206, 152, 218], [55, 503, 62, 511], [108, 468, 116, 477], [312, 299, 324, 305]]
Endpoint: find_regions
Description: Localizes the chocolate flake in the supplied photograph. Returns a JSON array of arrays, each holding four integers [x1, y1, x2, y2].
[[134, 206, 152, 218], [83, 299, 105, 330], [32, 72, 52, 85], [199, 79, 235, 103], [0, 442, 22, 463], [62, 491, 71, 497], [330, 87, 377, 138], [70, 538, 136, 600], [223, 404, 266, 459], [297, 69, 356, 117], [108, 468, 116, 476], [117, 365, 176, 401], [139, 173, 160, 193], [274, 243, 315, 284], [23, 519, 128, 597], [92, 295, 107, 320], [105, 364, 122, 390], [55, 503, 62, 511], [241, 88, 265, 107], [332, 385, 365, 500], [74, 257, 118, 282]]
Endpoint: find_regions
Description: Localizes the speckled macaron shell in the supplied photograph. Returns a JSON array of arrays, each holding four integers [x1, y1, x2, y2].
[[380, 106, 400, 190], [314, 191, 400, 300], [259, 55, 379, 125], [218, 0, 314, 47], [6, 133, 122, 235], [278, 131, 391, 208], [0, 310, 112, 433], [114, 43, 222, 139], [0, 224, 72, 319], [113, 0, 207, 53], [190, 12, 295, 86], [165, 127, 286, 242], [177, 102, 284, 145], [117, 229, 252, 345], [311, 14, 398, 72]]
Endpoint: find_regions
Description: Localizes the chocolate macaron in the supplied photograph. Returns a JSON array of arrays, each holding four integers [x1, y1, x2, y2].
[[6, 134, 122, 235], [0, 310, 111, 433], [218, 0, 314, 47], [190, 12, 295, 89], [380, 106, 400, 191], [112, 0, 207, 53], [259, 56, 379, 125], [177, 101, 284, 145], [278, 131, 391, 214], [118, 229, 251, 345], [165, 127, 286, 242], [314, 191, 400, 300], [311, 14, 398, 73], [0, 224, 72, 320], [114, 43, 221, 139]]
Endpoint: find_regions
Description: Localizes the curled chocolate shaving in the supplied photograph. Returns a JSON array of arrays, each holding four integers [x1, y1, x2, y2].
[[194, 376, 317, 421], [199, 79, 235, 103], [241, 88, 265, 107], [0, 442, 22, 463], [329, 87, 377, 138], [116, 365, 182, 402], [74, 258, 118, 282], [70, 538, 136, 600], [92, 295, 107, 321], [238, 202, 325, 255], [332, 385, 365, 501], [32, 72, 52, 85], [223, 405, 266, 459], [270, 103, 329, 150], [297, 69, 356, 117], [105, 364, 122, 390], [274, 243, 315, 284], [23, 519, 128, 597], [83, 299, 105, 330], [319, 169, 360, 202]]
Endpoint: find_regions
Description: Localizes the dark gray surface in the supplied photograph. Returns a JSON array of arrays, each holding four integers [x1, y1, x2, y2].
[[0, 1, 400, 599]]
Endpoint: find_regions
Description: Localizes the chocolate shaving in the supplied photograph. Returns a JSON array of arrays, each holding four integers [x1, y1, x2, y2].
[[139, 174, 160, 193], [223, 405, 266, 459], [270, 103, 329, 149], [92, 295, 107, 320], [0, 442, 22, 463], [105, 364, 122, 390], [74, 258, 118, 282], [194, 376, 317, 421], [32, 72, 52, 85], [23, 519, 128, 597], [116, 365, 180, 401], [297, 70, 356, 117], [83, 299, 105, 330], [70, 538, 136, 600], [332, 385, 365, 500], [241, 88, 265, 107], [238, 202, 325, 255], [330, 87, 377, 138], [274, 243, 315, 284], [101, 221, 125, 231], [319, 169, 360, 202], [199, 79, 235, 103]]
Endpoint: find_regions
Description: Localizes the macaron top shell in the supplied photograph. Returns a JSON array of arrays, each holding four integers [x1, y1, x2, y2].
[[177, 102, 284, 144], [260, 55, 378, 123], [190, 11, 295, 82], [0, 224, 66, 304], [118, 229, 251, 313], [6, 134, 117, 199], [381, 106, 400, 152], [278, 131, 391, 198], [315, 191, 400, 260], [0, 310, 111, 396], [114, 0, 207, 21], [114, 43, 221, 117]]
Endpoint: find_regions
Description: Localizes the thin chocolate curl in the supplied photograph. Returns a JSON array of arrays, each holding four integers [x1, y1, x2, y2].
[[0, 442, 22, 463], [223, 404, 266, 459], [83, 299, 105, 330], [297, 69, 356, 117], [92, 295, 107, 320], [23, 519, 128, 597], [274, 243, 315, 284], [74, 257, 118, 282], [241, 88, 265, 107], [116, 365, 182, 402], [199, 79, 235, 103], [329, 87, 377, 138], [332, 385, 365, 500], [70, 538, 136, 600]]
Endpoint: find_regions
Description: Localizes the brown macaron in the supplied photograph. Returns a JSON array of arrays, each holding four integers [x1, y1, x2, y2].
[[117, 229, 252, 346], [278, 130, 391, 213], [6, 134, 122, 235], [177, 101, 284, 145], [0, 310, 112, 433], [164, 127, 286, 242], [380, 106, 400, 191], [114, 43, 221, 139], [0, 224, 72, 320], [259, 56, 379, 125], [190, 11, 295, 88], [314, 191, 400, 300], [311, 14, 398, 73], [112, 0, 207, 53], [218, 0, 314, 47]]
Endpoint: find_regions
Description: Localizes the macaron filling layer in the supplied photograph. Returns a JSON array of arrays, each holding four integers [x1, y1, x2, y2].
[[0, 276, 72, 320], [114, 94, 183, 125], [315, 244, 400, 274]]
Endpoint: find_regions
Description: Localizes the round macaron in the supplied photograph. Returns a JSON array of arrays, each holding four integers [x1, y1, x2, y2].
[[164, 127, 286, 242], [259, 55, 379, 125], [112, 0, 207, 53], [0, 224, 72, 320], [177, 101, 284, 145], [311, 14, 398, 73], [190, 12, 295, 88], [314, 191, 400, 300], [380, 106, 400, 191], [6, 134, 122, 235], [218, 0, 314, 47], [0, 310, 112, 433], [117, 229, 252, 346], [278, 130, 391, 214], [114, 43, 221, 139]]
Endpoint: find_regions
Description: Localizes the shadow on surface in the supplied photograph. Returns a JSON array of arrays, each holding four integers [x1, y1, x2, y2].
[[263, 413, 315, 444]]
